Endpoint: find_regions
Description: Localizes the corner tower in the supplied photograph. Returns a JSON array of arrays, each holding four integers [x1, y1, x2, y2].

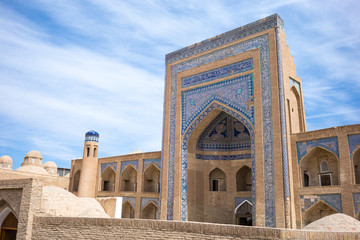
[[77, 130, 99, 198]]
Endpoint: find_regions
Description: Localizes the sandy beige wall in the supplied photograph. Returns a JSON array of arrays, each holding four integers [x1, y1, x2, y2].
[[31, 216, 360, 240]]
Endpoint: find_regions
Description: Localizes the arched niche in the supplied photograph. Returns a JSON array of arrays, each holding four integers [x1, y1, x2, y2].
[[235, 201, 252, 226], [120, 165, 137, 192], [73, 170, 81, 192], [0, 207, 18, 239], [209, 168, 226, 191], [101, 166, 116, 192], [236, 165, 252, 192], [303, 200, 337, 226], [141, 202, 158, 219], [299, 147, 339, 187], [143, 164, 160, 193], [288, 86, 304, 133], [121, 201, 134, 218], [353, 148, 360, 184]]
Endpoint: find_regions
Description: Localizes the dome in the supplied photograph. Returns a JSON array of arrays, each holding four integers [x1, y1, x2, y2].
[[304, 213, 360, 232], [25, 150, 43, 159], [16, 165, 49, 175], [40, 186, 109, 218], [44, 161, 57, 168], [85, 130, 99, 142], [0, 155, 12, 163]]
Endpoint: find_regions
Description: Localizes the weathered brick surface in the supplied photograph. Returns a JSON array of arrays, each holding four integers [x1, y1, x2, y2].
[[31, 216, 360, 240]]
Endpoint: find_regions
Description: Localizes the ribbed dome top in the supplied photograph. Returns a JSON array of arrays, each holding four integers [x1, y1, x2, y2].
[[25, 150, 43, 159], [44, 161, 57, 168], [304, 213, 360, 232], [85, 130, 99, 142]]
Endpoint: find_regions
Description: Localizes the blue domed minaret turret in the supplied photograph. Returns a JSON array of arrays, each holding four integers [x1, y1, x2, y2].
[[78, 130, 100, 198]]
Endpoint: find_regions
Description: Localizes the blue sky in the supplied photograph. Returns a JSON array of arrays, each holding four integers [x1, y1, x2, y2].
[[1, 0, 360, 169]]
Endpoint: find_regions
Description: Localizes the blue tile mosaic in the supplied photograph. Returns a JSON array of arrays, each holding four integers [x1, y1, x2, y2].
[[164, 20, 278, 226], [181, 102, 255, 224], [141, 197, 160, 220], [143, 158, 161, 172], [182, 74, 254, 134], [122, 197, 136, 208], [120, 160, 139, 173], [181, 59, 253, 88], [301, 194, 342, 213], [275, 28, 290, 199], [85, 130, 99, 142], [196, 154, 251, 160], [353, 193, 360, 215], [296, 137, 339, 162], [348, 134, 360, 156], [235, 197, 253, 209], [197, 112, 251, 151], [101, 162, 117, 174], [289, 78, 301, 95]]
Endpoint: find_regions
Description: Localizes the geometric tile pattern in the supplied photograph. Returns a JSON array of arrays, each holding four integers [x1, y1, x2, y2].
[[289, 78, 301, 95], [122, 197, 136, 208], [182, 74, 254, 134], [353, 193, 360, 215], [143, 158, 161, 172], [141, 197, 160, 220], [181, 58, 253, 88], [164, 14, 283, 227], [197, 112, 251, 151], [101, 162, 117, 174], [348, 134, 360, 157], [301, 194, 342, 213], [296, 137, 339, 163], [196, 154, 251, 160], [120, 160, 139, 173]]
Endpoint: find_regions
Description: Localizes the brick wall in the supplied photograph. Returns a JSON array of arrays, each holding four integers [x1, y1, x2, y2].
[[32, 216, 360, 240]]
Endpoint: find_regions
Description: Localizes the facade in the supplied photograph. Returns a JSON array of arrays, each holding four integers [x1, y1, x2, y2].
[[65, 14, 360, 229]]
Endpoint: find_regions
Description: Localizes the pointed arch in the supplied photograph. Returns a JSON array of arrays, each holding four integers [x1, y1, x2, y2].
[[288, 85, 304, 133], [0, 207, 18, 239], [121, 201, 134, 219], [209, 167, 226, 191], [101, 166, 116, 192], [143, 164, 160, 193], [299, 146, 339, 187], [181, 101, 255, 222], [236, 165, 252, 191], [141, 202, 158, 219], [235, 200, 252, 226], [120, 165, 137, 192], [352, 146, 360, 184], [72, 170, 81, 192], [303, 200, 338, 226]]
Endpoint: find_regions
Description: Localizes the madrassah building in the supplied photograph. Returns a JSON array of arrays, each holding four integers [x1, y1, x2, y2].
[[1, 14, 360, 239]]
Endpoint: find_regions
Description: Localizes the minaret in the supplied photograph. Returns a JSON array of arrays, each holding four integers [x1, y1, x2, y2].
[[77, 130, 99, 198]]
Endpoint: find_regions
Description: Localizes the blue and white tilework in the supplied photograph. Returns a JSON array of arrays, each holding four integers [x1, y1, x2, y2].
[[85, 130, 99, 142], [182, 74, 254, 134], [353, 193, 360, 215], [197, 112, 251, 151], [122, 197, 136, 208], [348, 134, 360, 156], [101, 162, 117, 174], [141, 197, 160, 220], [196, 154, 251, 160], [296, 137, 339, 163], [275, 28, 290, 199], [289, 78, 301, 95], [164, 16, 281, 227], [120, 160, 139, 173], [181, 59, 253, 88], [143, 159, 161, 172], [235, 197, 253, 209], [301, 194, 342, 213]]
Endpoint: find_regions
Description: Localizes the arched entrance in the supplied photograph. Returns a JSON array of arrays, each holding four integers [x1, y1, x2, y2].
[[0, 208, 18, 240], [303, 201, 338, 226], [184, 106, 254, 224], [120, 165, 137, 192], [236, 166, 252, 192], [141, 202, 158, 219], [72, 170, 80, 192], [121, 201, 134, 218], [101, 166, 116, 192], [353, 148, 360, 184], [235, 201, 252, 226], [143, 164, 160, 193]]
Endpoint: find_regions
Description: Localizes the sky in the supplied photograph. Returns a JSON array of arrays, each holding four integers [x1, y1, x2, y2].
[[1, 0, 360, 169]]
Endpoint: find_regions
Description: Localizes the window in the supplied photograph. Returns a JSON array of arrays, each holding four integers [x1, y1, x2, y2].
[[304, 172, 310, 187], [320, 174, 331, 186], [86, 147, 90, 157], [93, 148, 97, 157], [211, 179, 219, 191], [320, 161, 329, 173]]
